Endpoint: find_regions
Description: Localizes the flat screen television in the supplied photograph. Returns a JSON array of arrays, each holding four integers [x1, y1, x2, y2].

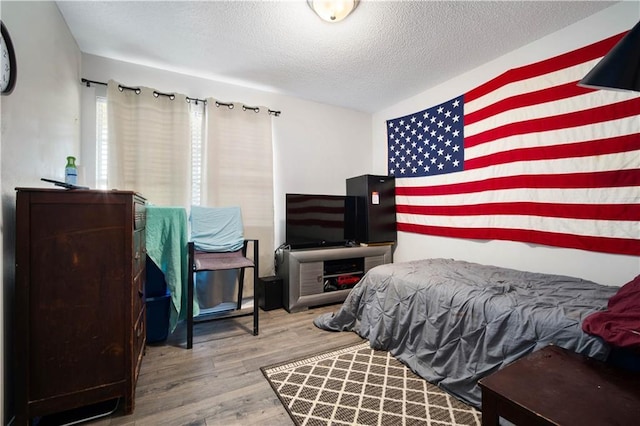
[[285, 193, 357, 249]]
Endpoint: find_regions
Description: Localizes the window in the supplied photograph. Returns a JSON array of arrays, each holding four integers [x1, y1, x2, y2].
[[95, 96, 204, 205]]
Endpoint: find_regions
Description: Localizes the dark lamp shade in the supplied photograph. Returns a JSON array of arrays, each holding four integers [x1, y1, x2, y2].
[[578, 20, 640, 92]]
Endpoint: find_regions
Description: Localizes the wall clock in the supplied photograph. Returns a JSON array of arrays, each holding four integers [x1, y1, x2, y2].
[[1, 20, 16, 95]]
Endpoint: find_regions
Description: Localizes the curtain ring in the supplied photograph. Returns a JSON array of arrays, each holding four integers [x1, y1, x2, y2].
[[186, 97, 206, 105], [215, 101, 234, 109], [118, 84, 141, 94], [153, 90, 176, 100]]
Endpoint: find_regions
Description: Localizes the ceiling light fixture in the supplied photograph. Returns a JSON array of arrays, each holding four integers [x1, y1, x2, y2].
[[307, 0, 360, 23], [578, 20, 640, 92]]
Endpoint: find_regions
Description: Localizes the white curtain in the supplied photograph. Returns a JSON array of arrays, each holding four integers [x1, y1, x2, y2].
[[106, 81, 274, 310], [107, 80, 191, 206], [203, 100, 275, 279]]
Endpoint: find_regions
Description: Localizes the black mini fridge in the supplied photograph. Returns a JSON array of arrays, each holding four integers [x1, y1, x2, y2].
[[346, 174, 397, 244]]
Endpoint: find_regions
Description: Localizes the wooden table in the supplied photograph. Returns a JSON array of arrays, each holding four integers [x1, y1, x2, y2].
[[478, 345, 640, 425]]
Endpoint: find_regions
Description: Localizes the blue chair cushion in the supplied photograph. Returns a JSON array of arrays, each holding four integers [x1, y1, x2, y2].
[[190, 205, 244, 252]]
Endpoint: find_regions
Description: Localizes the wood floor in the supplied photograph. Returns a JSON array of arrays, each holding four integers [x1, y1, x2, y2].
[[91, 304, 364, 426]]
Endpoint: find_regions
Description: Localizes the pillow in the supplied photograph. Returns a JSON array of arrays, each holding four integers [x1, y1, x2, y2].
[[582, 274, 640, 349], [190, 205, 244, 252]]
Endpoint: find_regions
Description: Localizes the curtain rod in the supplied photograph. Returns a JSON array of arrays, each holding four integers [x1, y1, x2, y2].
[[81, 78, 282, 116]]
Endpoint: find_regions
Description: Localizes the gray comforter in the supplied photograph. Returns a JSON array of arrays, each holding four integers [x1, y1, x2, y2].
[[313, 258, 617, 408]]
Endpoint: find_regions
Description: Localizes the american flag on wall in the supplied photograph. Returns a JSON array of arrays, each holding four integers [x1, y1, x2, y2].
[[387, 31, 640, 256]]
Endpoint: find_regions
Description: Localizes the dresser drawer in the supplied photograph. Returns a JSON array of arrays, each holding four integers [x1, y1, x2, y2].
[[134, 200, 146, 231], [133, 307, 146, 382], [133, 229, 145, 275], [133, 272, 145, 319]]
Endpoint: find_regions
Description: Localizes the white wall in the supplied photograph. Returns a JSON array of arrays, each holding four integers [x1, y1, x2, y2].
[[0, 2, 82, 423], [80, 55, 373, 251], [371, 2, 640, 287]]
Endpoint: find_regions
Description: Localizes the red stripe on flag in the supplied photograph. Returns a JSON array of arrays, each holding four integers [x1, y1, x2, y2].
[[465, 134, 640, 171], [395, 169, 640, 196], [465, 31, 627, 103], [465, 97, 640, 148], [397, 223, 640, 256], [465, 82, 593, 126], [396, 202, 640, 221]]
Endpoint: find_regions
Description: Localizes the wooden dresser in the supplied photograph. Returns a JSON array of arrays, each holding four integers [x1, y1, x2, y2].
[[14, 188, 147, 424]]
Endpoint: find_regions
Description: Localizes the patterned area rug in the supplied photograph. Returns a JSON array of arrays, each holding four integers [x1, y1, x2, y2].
[[261, 342, 481, 426]]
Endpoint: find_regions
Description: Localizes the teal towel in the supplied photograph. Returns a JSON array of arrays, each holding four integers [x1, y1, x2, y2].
[[146, 206, 195, 332]]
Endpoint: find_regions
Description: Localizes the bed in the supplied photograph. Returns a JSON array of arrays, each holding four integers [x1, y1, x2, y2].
[[313, 258, 619, 408]]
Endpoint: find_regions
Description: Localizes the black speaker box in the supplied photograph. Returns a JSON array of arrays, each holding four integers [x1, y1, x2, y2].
[[346, 174, 397, 244], [258, 276, 283, 311]]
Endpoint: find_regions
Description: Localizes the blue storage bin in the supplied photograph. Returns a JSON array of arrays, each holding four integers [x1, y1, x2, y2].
[[146, 256, 167, 297], [146, 291, 171, 343]]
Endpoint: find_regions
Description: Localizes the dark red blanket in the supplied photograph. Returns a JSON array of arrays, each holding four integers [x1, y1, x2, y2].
[[582, 275, 640, 349]]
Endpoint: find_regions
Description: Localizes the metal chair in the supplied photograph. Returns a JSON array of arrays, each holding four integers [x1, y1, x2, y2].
[[186, 206, 259, 349]]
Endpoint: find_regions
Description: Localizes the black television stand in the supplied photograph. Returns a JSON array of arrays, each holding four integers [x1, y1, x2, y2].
[[278, 245, 393, 312]]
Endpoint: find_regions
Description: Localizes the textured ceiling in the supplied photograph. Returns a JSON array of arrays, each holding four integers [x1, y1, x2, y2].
[[56, 1, 617, 113]]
